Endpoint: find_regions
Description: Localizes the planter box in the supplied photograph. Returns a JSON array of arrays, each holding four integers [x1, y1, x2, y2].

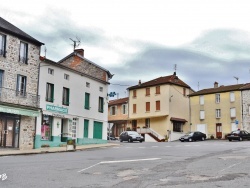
[[66, 139, 76, 151]]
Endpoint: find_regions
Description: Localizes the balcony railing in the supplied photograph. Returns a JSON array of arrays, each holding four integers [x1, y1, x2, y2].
[[0, 87, 40, 108]]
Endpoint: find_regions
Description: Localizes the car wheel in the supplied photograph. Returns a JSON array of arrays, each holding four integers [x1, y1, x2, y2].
[[140, 140, 142, 143], [228, 139, 232, 142], [181, 140, 184, 142], [128, 138, 133, 142], [201, 137, 205, 141], [239, 137, 243, 141], [188, 138, 192, 142], [120, 139, 123, 142]]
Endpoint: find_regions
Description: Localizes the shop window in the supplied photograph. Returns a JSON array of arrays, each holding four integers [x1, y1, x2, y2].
[[41, 115, 52, 141]]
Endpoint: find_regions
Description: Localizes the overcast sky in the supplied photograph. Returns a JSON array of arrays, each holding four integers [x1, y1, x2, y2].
[[2, 0, 250, 98]]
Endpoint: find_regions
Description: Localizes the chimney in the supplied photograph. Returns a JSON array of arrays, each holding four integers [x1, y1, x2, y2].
[[138, 80, 141, 86], [214, 82, 218, 88], [74, 49, 84, 57]]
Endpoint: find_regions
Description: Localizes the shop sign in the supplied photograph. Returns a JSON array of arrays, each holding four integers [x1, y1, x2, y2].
[[46, 105, 68, 114], [0, 105, 39, 117]]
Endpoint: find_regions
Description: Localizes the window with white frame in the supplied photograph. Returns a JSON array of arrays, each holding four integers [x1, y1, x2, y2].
[[230, 108, 236, 118], [48, 68, 54, 75], [200, 95, 204, 105], [110, 106, 117, 115], [64, 74, 69, 80], [122, 104, 127, 114], [215, 94, 220, 103], [230, 92, 235, 102], [200, 110, 205, 119], [216, 109, 221, 118], [19, 42, 28, 64], [16, 74, 27, 96], [0, 34, 6, 57]]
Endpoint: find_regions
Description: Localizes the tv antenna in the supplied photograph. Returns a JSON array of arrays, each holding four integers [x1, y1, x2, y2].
[[233, 76, 239, 84], [69, 37, 80, 50]]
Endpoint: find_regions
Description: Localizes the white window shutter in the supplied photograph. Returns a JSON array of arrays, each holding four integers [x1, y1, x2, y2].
[[230, 108, 236, 117]]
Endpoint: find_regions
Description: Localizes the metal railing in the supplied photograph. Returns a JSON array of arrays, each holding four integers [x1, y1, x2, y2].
[[0, 87, 40, 108], [137, 127, 164, 140]]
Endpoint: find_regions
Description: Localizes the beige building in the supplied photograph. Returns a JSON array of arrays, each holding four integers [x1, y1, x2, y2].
[[108, 97, 129, 137], [189, 82, 244, 139], [127, 72, 193, 141]]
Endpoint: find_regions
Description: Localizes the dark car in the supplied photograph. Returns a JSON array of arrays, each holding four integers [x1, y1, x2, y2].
[[227, 130, 250, 141], [179, 131, 206, 142], [119, 131, 144, 143]]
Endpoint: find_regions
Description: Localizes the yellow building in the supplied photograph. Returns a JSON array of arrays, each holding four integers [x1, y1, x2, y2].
[[189, 82, 243, 139], [127, 72, 193, 141]]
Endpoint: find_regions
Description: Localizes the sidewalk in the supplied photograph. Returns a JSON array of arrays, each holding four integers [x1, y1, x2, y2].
[[0, 142, 120, 156]]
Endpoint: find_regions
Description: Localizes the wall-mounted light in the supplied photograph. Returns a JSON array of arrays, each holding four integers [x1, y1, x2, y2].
[[169, 95, 173, 102]]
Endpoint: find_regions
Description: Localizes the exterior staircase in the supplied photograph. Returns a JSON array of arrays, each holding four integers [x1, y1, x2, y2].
[[137, 128, 165, 142]]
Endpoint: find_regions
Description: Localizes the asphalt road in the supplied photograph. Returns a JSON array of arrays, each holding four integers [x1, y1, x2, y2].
[[1, 140, 250, 187]]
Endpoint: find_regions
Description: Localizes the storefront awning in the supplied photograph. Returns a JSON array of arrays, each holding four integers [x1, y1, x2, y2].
[[170, 117, 187, 122], [0, 105, 40, 117]]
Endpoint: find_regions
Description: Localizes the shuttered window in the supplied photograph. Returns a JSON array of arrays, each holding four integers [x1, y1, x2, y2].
[[230, 108, 236, 118], [84, 92, 90, 109], [146, 102, 150, 112], [133, 104, 136, 113], [156, 101, 160, 111], [133, 90, 137, 97], [200, 110, 205, 119], [146, 88, 150, 96], [156, 86, 160, 94]]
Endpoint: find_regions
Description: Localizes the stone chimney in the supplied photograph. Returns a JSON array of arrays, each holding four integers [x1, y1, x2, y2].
[[214, 81, 218, 88], [74, 49, 84, 57], [138, 80, 141, 86]]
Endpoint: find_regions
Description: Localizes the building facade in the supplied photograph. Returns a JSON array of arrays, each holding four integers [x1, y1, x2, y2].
[[241, 84, 250, 133], [0, 17, 43, 149], [127, 73, 193, 141], [189, 82, 243, 139], [35, 49, 112, 148], [108, 97, 129, 137]]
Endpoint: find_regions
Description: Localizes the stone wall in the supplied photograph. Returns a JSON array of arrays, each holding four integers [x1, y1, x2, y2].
[[242, 90, 250, 132], [19, 116, 36, 150]]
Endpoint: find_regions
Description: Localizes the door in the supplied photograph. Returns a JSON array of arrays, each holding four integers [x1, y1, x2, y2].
[[93, 121, 103, 139], [216, 123, 222, 139], [132, 120, 137, 131], [84, 120, 89, 138]]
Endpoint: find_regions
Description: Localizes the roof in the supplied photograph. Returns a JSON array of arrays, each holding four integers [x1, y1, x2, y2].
[[57, 51, 113, 79], [0, 17, 44, 46], [108, 97, 129, 106], [189, 83, 246, 97], [39, 56, 110, 84], [127, 73, 191, 90]]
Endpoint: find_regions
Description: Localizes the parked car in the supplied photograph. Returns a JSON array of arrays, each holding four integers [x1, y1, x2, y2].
[[119, 131, 144, 142], [227, 130, 250, 141], [107, 135, 118, 140], [179, 131, 206, 142]]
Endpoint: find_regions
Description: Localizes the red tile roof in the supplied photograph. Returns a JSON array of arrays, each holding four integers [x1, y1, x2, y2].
[[127, 73, 191, 90], [108, 97, 129, 106]]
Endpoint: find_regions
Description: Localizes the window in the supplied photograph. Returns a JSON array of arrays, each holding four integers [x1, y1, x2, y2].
[[110, 106, 116, 115], [48, 68, 54, 75], [215, 94, 220, 103], [0, 34, 6, 57], [133, 90, 137, 97], [156, 86, 160, 94], [62, 87, 70, 106], [145, 118, 150, 128], [46, 83, 54, 102], [200, 110, 205, 119], [183, 88, 186, 96], [133, 104, 136, 113], [16, 74, 27, 96], [0, 69, 4, 88], [19, 42, 28, 64], [146, 88, 150, 96], [98, 97, 104, 113], [41, 115, 52, 141], [156, 100, 160, 111], [122, 104, 127, 114], [84, 92, 90, 109], [64, 74, 69, 80], [200, 95, 204, 105], [173, 121, 183, 132], [216, 109, 221, 118], [146, 102, 150, 112], [86, 82, 90, 87], [99, 87, 103, 92], [230, 108, 236, 118], [230, 92, 235, 102], [72, 118, 77, 139]]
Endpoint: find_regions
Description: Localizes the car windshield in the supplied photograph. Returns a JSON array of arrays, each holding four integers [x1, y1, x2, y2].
[[128, 132, 140, 136], [185, 132, 194, 136], [231, 130, 240, 134]]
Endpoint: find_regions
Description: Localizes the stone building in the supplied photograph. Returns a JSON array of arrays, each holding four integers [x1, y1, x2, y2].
[[0, 17, 44, 149]]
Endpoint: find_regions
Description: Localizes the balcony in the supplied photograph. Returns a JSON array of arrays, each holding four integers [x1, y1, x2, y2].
[[0, 87, 40, 108]]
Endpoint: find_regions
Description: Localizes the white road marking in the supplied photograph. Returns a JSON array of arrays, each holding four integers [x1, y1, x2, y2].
[[219, 162, 242, 172], [78, 158, 161, 173]]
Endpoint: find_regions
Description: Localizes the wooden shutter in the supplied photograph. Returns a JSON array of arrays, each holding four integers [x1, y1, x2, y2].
[[146, 102, 150, 111], [133, 104, 136, 113], [156, 101, 160, 110]]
